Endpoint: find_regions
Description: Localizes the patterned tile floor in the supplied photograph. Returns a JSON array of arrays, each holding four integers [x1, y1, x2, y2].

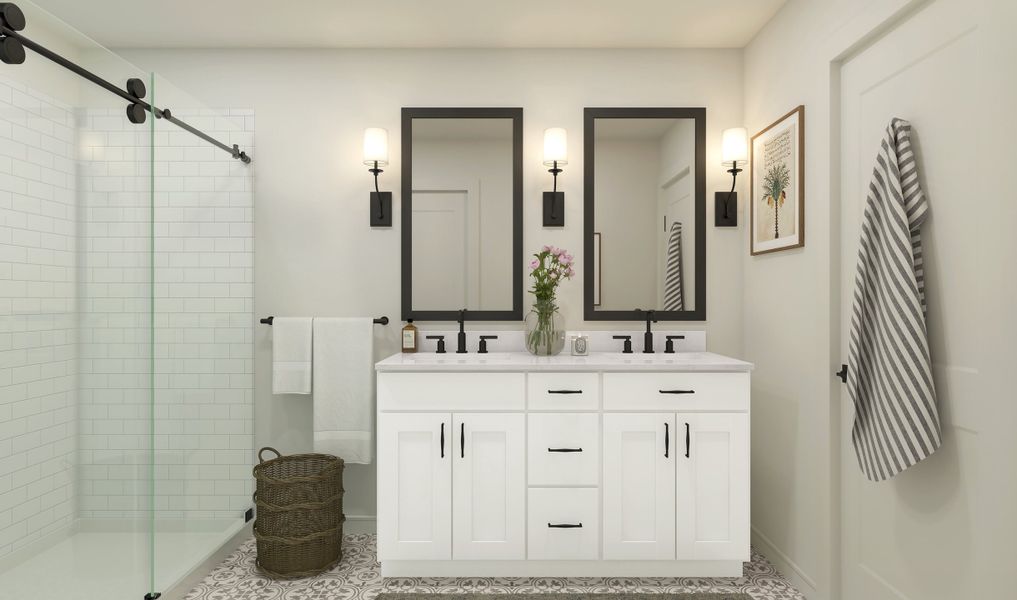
[[184, 534, 805, 600]]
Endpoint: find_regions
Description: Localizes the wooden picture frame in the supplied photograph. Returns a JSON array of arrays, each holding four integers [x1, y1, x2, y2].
[[750, 105, 805, 255]]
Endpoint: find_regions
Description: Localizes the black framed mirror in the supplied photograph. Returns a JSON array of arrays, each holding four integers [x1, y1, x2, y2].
[[402, 107, 523, 321], [584, 107, 706, 321]]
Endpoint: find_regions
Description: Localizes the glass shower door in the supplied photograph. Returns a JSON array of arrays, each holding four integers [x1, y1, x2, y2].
[[149, 72, 254, 596], [0, 2, 155, 599]]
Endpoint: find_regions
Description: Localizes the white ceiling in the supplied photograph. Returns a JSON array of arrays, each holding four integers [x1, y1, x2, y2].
[[33, 0, 786, 49]]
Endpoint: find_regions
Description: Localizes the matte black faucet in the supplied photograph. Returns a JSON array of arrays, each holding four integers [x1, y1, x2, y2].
[[456, 309, 468, 353], [639, 309, 658, 354]]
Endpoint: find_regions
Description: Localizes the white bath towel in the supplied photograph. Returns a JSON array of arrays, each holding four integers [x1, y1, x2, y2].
[[312, 317, 374, 464], [847, 118, 940, 481], [271, 317, 312, 395]]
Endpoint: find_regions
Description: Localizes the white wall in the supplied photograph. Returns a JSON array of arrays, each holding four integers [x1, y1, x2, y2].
[[594, 138, 659, 310], [120, 48, 746, 525], [412, 136, 513, 311], [742, 1, 1017, 599]]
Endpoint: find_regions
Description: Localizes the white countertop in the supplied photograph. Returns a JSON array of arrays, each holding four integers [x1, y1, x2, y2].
[[375, 351, 754, 372]]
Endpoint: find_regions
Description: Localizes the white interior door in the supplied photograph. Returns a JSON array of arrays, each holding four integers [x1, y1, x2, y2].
[[676, 413, 749, 561], [377, 413, 451, 560], [411, 189, 476, 309], [602, 413, 676, 560], [452, 413, 525, 560], [837, 0, 1011, 597]]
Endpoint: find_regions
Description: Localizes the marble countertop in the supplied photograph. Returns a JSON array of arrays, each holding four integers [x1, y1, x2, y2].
[[375, 351, 754, 372]]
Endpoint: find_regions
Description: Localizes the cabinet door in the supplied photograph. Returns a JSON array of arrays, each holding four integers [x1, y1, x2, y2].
[[377, 412, 452, 560], [452, 413, 526, 560], [676, 413, 749, 561], [603, 413, 676, 560]]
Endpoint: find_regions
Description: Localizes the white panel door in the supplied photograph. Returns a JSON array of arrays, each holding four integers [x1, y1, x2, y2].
[[411, 189, 473, 310], [837, 0, 1013, 598], [452, 413, 525, 560], [377, 413, 452, 560], [676, 413, 749, 561], [602, 413, 676, 560]]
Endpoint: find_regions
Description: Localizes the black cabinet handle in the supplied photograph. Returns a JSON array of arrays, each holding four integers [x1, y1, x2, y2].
[[685, 422, 690, 458], [659, 389, 695, 394], [664, 422, 670, 458], [547, 522, 583, 528], [460, 422, 465, 458], [440, 422, 445, 458], [548, 389, 583, 394], [547, 447, 583, 453]]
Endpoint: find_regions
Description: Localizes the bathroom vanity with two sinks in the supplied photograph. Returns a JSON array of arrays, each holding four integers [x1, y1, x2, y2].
[[374, 346, 753, 577]]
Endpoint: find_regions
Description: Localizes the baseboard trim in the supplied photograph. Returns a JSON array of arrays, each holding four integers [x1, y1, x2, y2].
[[344, 514, 377, 534], [751, 526, 819, 598]]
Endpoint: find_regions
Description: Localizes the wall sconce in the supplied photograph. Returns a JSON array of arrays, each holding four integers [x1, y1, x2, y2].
[[363, 127, 392, 227], [542, 127, 567, 227], [717, 127, 747, 227]]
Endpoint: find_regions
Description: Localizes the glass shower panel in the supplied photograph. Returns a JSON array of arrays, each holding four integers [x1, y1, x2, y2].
[[0, 2, 154, 599], [150, 72, 254, 594]]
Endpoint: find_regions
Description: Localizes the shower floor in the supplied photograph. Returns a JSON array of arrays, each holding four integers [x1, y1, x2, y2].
[[0, 518, 244, 600]]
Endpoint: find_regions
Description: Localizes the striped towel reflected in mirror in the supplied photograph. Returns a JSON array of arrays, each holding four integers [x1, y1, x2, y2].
[[663, 221, 684, 311]]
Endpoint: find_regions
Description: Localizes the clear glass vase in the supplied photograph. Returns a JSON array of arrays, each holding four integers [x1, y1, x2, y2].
[[524, 302, 566, 356]]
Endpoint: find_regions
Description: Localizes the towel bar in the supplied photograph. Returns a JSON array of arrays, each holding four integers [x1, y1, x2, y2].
[[260, 316, 389, 326]]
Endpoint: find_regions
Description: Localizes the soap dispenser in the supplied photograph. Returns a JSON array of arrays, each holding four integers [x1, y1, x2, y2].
[[401, 319, 419, 353]]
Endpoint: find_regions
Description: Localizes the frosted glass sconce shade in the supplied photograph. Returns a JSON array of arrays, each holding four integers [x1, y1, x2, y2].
[[363, 127, 389, 166], [543, 128, 568, 166], [721, 127, 748, 167]]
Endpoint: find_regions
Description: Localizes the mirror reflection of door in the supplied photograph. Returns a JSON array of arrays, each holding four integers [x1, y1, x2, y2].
[[594, 118, 696, 312], [410, 118, 514, 312]]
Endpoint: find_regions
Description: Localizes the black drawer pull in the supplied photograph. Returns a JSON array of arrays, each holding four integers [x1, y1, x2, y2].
[[659, 389, 695, 394], [547, 447, 583, 453], [548, 522, 583, 528], [547, 389, 583, 394]]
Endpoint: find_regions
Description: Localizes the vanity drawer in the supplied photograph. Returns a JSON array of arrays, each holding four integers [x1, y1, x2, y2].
[[603, 372, 749, 411], [527, 372, 599, 409], [528, 488, 599, 560], [377, 372, 524, 411], [528, 413, 599, 485]]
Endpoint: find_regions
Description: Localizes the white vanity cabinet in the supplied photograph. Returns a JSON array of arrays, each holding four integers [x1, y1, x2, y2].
[[376, 351, 752, 577], [376, 411, 525, 561]]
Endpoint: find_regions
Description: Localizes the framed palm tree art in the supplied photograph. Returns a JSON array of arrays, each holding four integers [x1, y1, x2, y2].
[[751, 106, 805, 255]]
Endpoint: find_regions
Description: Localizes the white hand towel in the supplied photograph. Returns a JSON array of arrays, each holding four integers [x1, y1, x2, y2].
[[271, 317, 313, 395], [312, 317, 374, 464]]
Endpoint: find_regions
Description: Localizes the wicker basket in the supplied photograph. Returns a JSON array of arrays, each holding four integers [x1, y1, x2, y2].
[[253, 447, 345, 578]]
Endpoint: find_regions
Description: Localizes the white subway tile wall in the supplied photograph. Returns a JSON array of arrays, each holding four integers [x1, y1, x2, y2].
[[77, 107, 255, 522], [0, 77, 78, 558], [0, 72, 254, 558]]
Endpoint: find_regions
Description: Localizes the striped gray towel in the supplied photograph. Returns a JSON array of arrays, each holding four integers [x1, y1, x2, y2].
[[663, 221, 684, 311], [847, 118, 941, 481]]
